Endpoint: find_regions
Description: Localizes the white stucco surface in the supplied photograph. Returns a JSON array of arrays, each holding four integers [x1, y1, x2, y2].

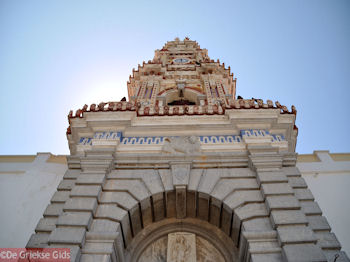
[[302, 173, 350, 257], [298, 151, 350, 257], [0, 153, 66, 247]]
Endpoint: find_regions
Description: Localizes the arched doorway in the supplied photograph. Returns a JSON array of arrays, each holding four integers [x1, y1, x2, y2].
[[93, 166, 263, 262], [125, 218, 238, 262]]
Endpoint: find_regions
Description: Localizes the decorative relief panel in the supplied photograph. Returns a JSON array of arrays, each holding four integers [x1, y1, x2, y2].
[[196, 236, 225, 262], [167, 232, 196, 262], [162, 137, 201, 155], [137, 233, 225, 262], [171, 163, 191, 186], [138, 236, 167, 262]]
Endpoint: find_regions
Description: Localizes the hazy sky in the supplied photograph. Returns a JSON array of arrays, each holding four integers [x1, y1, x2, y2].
[[0, 0, 349, 155]]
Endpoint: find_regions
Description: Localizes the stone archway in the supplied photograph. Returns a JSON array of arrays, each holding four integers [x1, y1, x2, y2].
[[87, 164, 270, 262], [29, 145, 330, 261]]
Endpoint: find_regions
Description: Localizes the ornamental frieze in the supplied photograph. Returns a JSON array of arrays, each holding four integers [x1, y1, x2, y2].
[[77, 129, 287, 152]]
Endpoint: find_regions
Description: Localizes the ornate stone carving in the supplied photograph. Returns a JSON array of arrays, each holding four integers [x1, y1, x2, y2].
[[138, 236, 167, 262], [171, 164, 191, 186], [196, 236, 225, 262], [137, 232, 225, 262], [167, 232, 196, 262], [162, 136, 201, 155]]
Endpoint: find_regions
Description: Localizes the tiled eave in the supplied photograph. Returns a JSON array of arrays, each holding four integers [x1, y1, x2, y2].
[[67, 99, 297, 135]]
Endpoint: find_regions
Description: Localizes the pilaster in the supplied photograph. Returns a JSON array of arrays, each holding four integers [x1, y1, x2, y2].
[[46, 148, 123, 262], [77, 149, 126, 262], [26, 166, 81, 261], [243, 129, 327, 262]]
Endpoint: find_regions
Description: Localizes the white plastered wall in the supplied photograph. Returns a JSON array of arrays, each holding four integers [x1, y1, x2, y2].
[[297, 150, 350, 257], [0, 153, 66, 247]]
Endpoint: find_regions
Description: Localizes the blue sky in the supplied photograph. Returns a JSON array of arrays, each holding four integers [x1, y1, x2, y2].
[[0, 0, 349, 155]]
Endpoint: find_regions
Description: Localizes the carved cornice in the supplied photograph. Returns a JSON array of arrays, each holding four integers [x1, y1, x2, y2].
[[66, 130, 296, 170]]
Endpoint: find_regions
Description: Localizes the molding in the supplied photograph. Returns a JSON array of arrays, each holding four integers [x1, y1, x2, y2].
[[75, 130, 287, 156], [0, 155, 36, 163], [297, 151, 350, 175]]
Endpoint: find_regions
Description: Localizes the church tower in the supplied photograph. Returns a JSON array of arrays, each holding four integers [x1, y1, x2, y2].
[[127, 37, 235, 116], [27, 38, 348, 262]]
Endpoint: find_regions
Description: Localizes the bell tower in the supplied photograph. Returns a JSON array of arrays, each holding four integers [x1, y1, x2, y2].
[[26, 38, 349, 262], [127, 37, 236, 115]]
